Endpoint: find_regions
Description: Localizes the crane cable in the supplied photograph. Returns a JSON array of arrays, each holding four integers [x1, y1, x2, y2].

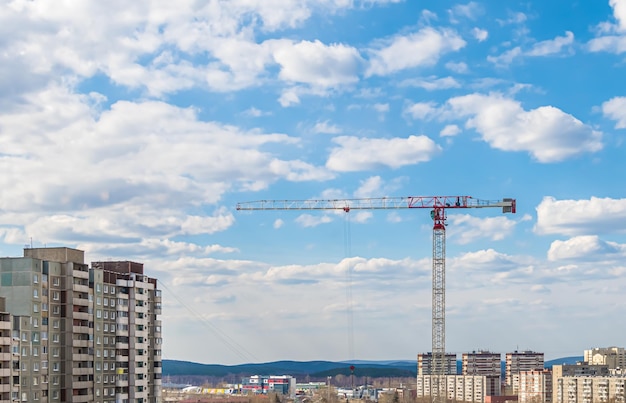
[[158, 280, 259, 363], [343, 211, 355, 364]]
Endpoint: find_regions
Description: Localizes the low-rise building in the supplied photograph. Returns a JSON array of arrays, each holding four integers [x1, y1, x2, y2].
[[519, 369, 552, 403]]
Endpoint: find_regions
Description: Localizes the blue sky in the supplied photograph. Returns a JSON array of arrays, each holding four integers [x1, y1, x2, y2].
[[1, 0, 626, 365]]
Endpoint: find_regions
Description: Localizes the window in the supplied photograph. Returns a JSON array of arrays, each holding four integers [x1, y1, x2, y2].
[[53, 319, 59, 329], [32, 332, 39, 342], [111, 311, 116, 319], [52, 347, 59, 357], [104, 297, 108, 306], [42, 274, 47, 283], [22, 332, 27, 341], [110, 286, 115, 294], [104, 285, 109, 293], [97, 297, 102, 306], [41, 331, 47, 340], [104, 323, 108, 332], [33, 274, 39, 284], [33, 303, 39, 313], [96, 284, 102, 293], [33, 362, 39, 372], [33, 289, 39, 298], [33, 318, 38, 327], [52, 277, 60, 286], [42, 302, 48, 311], [96, 349, 101, 358], [52, 390, 59, 400], [52, 291, 60, 301], [42, 361, 48, 369], [52, 363, 59, 372], [21, 347, 27, 356], [96, 310, 102, 319], [104, 310, 108, 319], [33, 347, 39, 356], [52, 305, 60, 315], [52, 334, 59, 343]]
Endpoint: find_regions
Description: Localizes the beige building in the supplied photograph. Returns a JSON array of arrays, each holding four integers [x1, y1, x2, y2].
[[584, 347, 626, 370], [506, 351, 544, 394], [0, 247, 162, 403], [519, 369, 552, 403], [417, 375, 490, 403], [553, 375, 626, 403], [417, 352, 457, 375]]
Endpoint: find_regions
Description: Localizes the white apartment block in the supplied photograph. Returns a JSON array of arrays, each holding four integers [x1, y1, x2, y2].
[[554, 376, 626, 403], [584, 347, 626, 370], [0, 247, 162, 403], [417, 352, 458, 375], [417, 375, 488, 403], [519, 369, 552, 403], [506, 351, 544, 394]]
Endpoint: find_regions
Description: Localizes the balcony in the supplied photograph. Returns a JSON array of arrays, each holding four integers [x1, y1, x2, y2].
[[0, 322, 10, 330], [72, 311, 89, 321], [73, 325, 90, 334], [72, 297, 89, 306], [0, 352, 11, 362], [0, 383, 10, 393], [72, 367, 92, 376], [72, 353, 91, 362], [72, 339, 89, 348], [73, 380, 91, 389], [71, 393, 93, 403], [73, 283, 90, 293]]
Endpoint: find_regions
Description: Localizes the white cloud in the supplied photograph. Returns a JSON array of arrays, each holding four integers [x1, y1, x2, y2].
[[527, 31, 574, 56], [535, 196, 626, 236], [445, 61, 468, 73], [602, 96, 626, 128], [295, 214, 334, 227], [547, 235, 626, 261], [611, 0, 626, 30], [446, 93, 602, 162], [401, 76, 461, 91], [472, 28, 489, 42], [366, 28, 466, 76], [488, 32, 574, 66], [440, 124, 461, 137], [449, 2, 483, 22], [273, 219, 284, 229], [404, 102, 439, 120], [272, 39, 362, 87], [326, 135, 442, 172], [373, 103, 390, 113], [313, 120, 342, 134], [448, 214, 518, 244], [353, 176, 405, 198]]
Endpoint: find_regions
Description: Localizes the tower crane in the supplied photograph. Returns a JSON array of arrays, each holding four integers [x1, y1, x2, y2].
[[236, 196, 516, 403]]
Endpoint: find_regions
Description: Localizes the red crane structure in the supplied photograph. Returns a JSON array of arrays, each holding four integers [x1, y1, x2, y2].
[[236, 196, 516, 403]]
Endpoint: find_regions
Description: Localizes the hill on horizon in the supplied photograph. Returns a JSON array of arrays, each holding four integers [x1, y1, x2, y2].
[[163, 356, 584, 378]]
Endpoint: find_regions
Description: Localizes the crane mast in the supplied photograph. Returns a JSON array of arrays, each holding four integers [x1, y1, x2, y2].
[[237, 196, 516, 403]]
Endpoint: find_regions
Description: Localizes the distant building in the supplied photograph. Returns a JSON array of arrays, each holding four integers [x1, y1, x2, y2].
[[519, 369, 552, 403], [463, 351, 502, 396], [552, 363, 610, 378], [417, 375, 490, 403], [553, 375, 626, 403], [418, 352, 457, 375], [584, 347, 626, 370], [506, 351, 545, 394], [242, 375, 295, 396]]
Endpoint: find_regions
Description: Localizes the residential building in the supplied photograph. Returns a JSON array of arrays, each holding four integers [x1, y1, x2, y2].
[[519, 369, 552, 403], [417, 374, 489, 403], [0, 247, 162, 403], [506, 351, 545, 394], [553, 375, 626, 403], [584, 347, 626, 370], [418, 352, 458, 375], [463, 351, 502, 396]]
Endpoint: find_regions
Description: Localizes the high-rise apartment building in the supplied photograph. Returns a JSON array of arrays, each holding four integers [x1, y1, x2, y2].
[[519, 369, 552, 403], [584, 347, 626, 370], [506, 350, 544, 394], [417, 375, 489, 403], [417, 352, 458, 375], [0, 247, 162, 403], [462, 351, 501, 396], [553, 375, 626, 403]]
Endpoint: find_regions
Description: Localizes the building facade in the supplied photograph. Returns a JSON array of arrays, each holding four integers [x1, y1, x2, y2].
[[0, 247, 162, 403], [417, 375, 489, 403], [241, 375, 295, 396], [554, 375, 626, 403], [418, 352, 458, 375], [463, 351, 502, 396], [584, 347, 626, 370], [519, 369, 552, 403], [506, 351, 545, 394]]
